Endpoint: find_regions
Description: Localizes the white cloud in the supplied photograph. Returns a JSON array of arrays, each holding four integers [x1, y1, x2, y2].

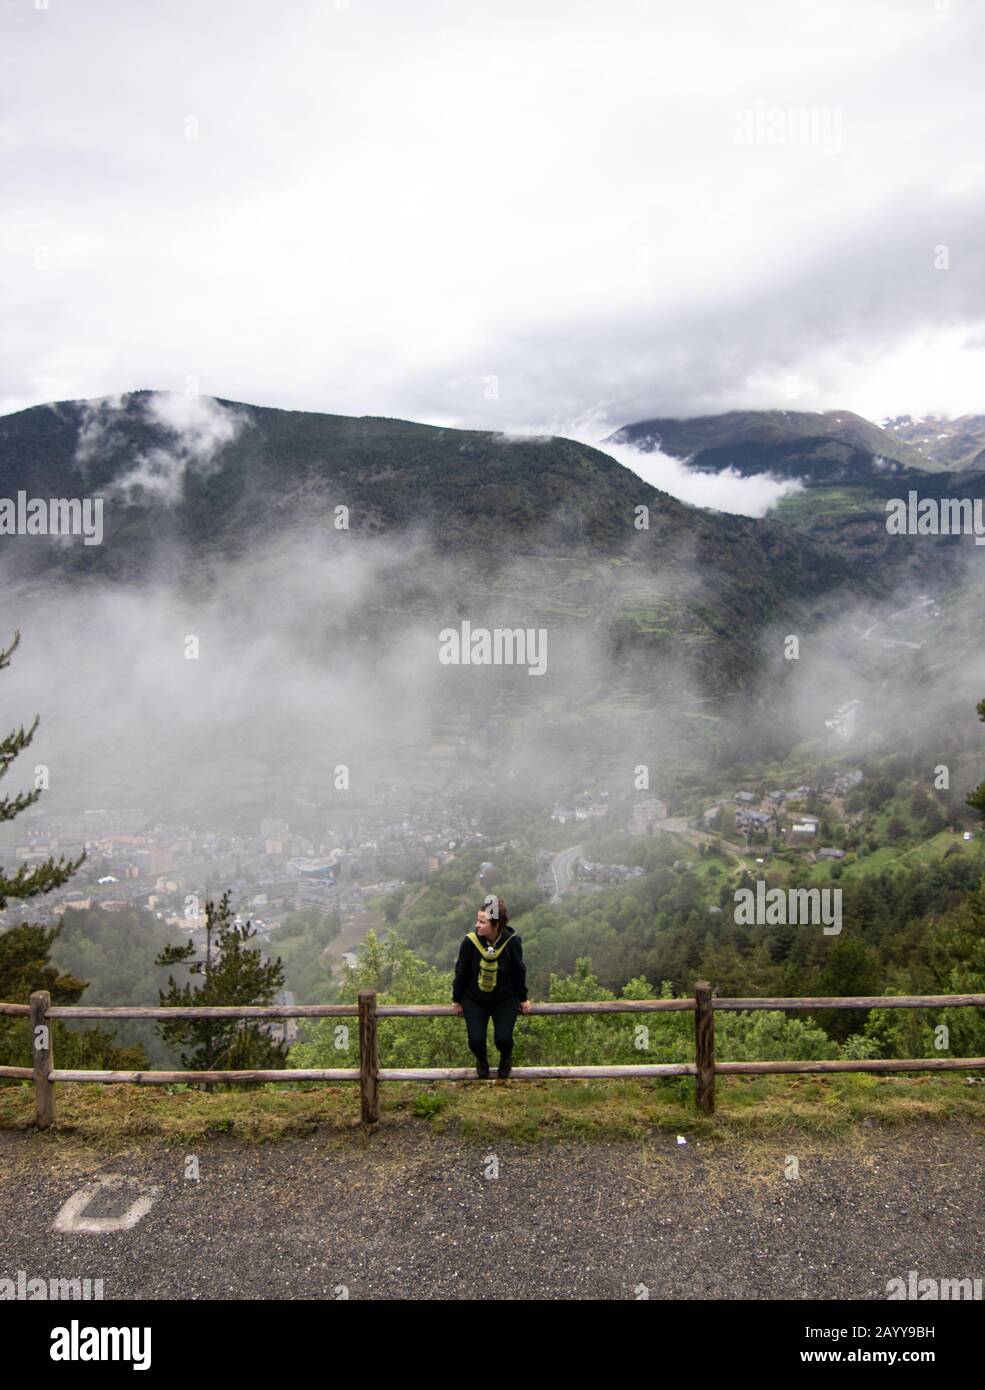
[[508, 403, 805, 515], [74, 392, 248, 504], [584, 436, 803, 519], [1, 0, 984, 428]]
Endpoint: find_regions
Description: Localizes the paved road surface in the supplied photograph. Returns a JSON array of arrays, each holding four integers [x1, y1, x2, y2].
[[1, 1122, 982, 1300], [549, 845, 581, 902]]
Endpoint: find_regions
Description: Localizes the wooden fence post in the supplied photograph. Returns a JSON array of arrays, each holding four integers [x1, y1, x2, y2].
[[358, 989, 379, 1125], [694, 980, 715, 1115], [30, 990, 55, 1129]]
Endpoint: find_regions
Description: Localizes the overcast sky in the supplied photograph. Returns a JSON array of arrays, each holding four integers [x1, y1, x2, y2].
[[3, 0, 985, 445]]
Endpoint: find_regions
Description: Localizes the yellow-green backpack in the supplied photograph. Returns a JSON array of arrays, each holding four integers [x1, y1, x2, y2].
[[467, 930, 513, 992]]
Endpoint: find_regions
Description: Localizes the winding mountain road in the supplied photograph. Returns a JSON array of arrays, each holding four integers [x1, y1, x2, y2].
[[549, 845, 581, 902], [861, 595, 937, 649]]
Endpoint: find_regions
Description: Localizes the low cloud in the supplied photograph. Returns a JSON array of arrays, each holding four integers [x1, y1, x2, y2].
[[492, 405, 805, 517], [74, 394, 130, 469], [76, 393, 249, 505], [564, 426, 804, 518]]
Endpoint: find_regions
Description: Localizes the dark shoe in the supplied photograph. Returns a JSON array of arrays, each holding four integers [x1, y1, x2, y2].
[[475, 1057, 490, 1079], [497, 1057, 512, 1079]]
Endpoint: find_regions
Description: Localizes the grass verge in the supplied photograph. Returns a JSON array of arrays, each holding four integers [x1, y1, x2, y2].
[[1, 1072, 983, 1148]]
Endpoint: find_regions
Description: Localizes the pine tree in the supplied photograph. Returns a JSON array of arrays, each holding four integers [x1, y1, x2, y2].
[[0, 632, 85, 909], [0, 631, 146, 1070], [155, 890, 289, 1073]]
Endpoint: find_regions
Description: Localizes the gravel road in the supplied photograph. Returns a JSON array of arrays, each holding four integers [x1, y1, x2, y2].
[[1, 1122, 982, 1300]]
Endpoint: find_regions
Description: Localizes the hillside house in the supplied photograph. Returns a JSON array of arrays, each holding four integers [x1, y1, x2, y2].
[[736, 808, 776, 837], [833, 770, 864, 795]]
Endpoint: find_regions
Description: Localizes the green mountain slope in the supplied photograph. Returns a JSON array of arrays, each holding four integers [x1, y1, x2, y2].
[[0, 391, 879, 802], [607, 409, 922, 478], [0, 392, 859, 677], [609, 407, 985, 578]]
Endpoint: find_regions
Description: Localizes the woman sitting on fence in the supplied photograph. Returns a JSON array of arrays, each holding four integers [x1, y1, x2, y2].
[[452, 895, 531, 1079]]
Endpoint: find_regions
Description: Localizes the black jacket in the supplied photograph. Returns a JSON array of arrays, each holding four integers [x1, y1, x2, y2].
[[452, 924, 528, 1003]]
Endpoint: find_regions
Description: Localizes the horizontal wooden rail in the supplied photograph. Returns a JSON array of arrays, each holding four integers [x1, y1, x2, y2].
[[46, 1004, 359, 1020], [379, 1064, 697, 1080], [39, 1063, 699, 1084], [717, 1058, 985, 1074], [714, 994, 985, 1011], [44, 999, 693, 1020], [379, 999, 695, 1016], [3, 985, 982, 1128], [48, 1069, 360, 1084], [39, 994, 985, 1020]]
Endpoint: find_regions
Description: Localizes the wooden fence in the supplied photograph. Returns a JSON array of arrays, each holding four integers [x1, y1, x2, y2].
[[2, 984, 984, 1128]]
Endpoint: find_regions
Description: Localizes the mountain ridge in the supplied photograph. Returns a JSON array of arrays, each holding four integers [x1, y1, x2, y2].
[[606, 408, 924, 477], [0, 390, 862, 716]]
